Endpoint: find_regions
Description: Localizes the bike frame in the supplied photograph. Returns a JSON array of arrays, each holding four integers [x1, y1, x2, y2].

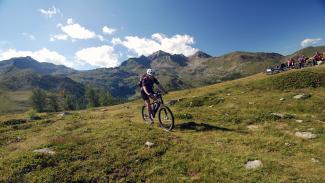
[[151, 92, 164, 117]]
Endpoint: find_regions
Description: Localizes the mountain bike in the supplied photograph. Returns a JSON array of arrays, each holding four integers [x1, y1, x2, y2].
[[141, 91, 175, 131]]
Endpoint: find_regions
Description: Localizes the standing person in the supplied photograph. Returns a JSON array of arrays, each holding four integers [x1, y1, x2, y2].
[[139, 69, 168, 123], [287, 57, 294, 68], [313, 52, 322, 65], [298, 55, 307, 68]]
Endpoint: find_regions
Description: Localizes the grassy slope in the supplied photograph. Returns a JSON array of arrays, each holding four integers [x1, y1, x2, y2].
[[0, 90, 31, 115], [0, 66, 324, 182]]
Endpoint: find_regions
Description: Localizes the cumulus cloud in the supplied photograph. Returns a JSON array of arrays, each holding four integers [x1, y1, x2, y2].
[[39, 6, 62, 18], [22, 33, 36, 40], [102, 26, 116, 35], [61, 23, 96, 40], [301, 38, 322, 47], [112, 33, 198, 56], [0, 48, 73, 67], [52, 18, 107, 41], [75, 45, 119, 68], [50, 34, 68, 41], [67, 18, 74, 25]]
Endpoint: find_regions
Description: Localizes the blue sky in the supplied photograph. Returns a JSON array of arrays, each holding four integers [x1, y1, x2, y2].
[[0, 0, 324, 70]]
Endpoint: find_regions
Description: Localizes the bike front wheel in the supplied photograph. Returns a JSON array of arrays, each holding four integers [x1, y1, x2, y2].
[[141, 105, 150, 123], [158, 106, 174, 131]]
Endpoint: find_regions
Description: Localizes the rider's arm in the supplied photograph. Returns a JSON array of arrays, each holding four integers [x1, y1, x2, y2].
[[143, 86, 152, 96]]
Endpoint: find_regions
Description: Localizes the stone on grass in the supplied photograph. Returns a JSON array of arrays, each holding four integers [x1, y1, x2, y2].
[[293, 94, 310, 100], [33, 148, 56, 155], [311, 158, 319, 163], [295, 120, 303, 123], [247, 125, 259, 130], [244, 160, 262, 169], [280, 98, 285, 101], [145, 141, 154, 148], [58, 112, 69, 117], [295, 132, 317, 140], [248, 102, 254, 105]]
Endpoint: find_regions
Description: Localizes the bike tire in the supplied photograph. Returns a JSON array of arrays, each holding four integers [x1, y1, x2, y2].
[[158, 106, 174, 131]]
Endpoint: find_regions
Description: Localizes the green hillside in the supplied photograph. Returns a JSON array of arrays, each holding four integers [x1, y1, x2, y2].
[[1, 65, 324, 182]]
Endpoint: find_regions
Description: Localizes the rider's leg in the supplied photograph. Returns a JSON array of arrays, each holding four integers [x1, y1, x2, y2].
[[145, 99, 154, 123]]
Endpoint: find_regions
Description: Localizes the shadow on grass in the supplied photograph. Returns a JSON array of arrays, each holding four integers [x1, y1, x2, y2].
[[175, 121, 234, 132]]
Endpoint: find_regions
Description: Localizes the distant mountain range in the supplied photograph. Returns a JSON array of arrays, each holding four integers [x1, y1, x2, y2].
[[0, 46, 324, 99]]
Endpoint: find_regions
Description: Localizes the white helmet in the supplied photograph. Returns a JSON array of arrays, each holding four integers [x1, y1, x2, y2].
[[146, 69, 155, 76]]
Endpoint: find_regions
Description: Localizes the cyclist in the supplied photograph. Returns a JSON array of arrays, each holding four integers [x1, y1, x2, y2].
[[139, 69, 168, 123]]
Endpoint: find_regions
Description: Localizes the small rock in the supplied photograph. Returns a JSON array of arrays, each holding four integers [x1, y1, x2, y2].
[[284, 142, 294, 147], [58, 112, 69, 117], [248, 102, 254, 105], [244, 160, 262, 169], [145, 141, 154, 148], [295, 120, 303, 123], [311, 158, 320, 163], [293, 94, 310, 100], [209, 105, 214, 108], [295, 132, 317, 140], [33, 148, 56, 155], [280, 98, 285, 101], [247, 125, 259, 130], [227, 93, 231, 96]]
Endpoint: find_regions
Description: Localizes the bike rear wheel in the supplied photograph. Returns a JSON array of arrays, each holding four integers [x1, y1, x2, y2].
[[158, 106, 174, 131]]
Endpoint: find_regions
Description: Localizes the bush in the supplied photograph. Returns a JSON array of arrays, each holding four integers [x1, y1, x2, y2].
[[26, 108, 40, 120]]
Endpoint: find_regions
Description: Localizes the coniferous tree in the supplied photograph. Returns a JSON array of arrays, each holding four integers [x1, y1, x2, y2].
[[30, 88, 47, 112]]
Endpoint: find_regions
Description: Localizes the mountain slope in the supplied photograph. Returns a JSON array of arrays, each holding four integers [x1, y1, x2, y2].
[[1, 65, 324, 182], [0, 56, 76, 76], [70, 50, 285, 98]]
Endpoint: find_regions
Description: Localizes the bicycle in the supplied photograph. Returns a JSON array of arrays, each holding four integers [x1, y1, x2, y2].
[[141, 91, 175, 131]]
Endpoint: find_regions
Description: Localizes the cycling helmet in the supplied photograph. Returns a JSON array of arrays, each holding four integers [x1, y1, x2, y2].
[[146, 69, 155, 76]]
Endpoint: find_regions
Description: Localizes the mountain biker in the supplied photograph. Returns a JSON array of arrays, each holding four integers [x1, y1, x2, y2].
[[139, 69, 167, 123]]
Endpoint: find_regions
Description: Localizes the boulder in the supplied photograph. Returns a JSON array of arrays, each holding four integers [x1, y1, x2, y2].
[[293, 94, 310, 100], [244, 160, 262, 169], [145, 141, 154, 148], [33, 148, 56, 155], [295, 132, 317, 140]]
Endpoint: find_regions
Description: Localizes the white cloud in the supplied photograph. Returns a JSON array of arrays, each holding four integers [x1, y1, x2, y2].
[[112, 33, 198, 56], [50, 34, 68, 41], [301, 38, 322, 47], [22, 33, 36, 40], [75, 45, 119, 68], [97, 35, 105, 42], [102, 26, 116, 35], [67, 18, 74, 25], [61, 23, 96, 40], [0, 48, 73, 67], [38, 6, 62, 18]]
